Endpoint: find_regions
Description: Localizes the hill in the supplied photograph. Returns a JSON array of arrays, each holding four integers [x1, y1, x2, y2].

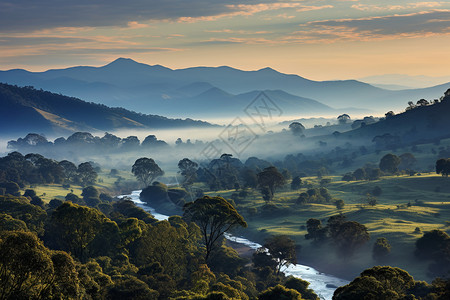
[[2, 58, 447, 117], [0, 83, 213, 137]]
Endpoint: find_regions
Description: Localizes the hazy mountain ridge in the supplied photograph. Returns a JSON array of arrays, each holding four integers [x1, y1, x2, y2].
[[2, 58, 448, 118], [0, 83, 214, 137]]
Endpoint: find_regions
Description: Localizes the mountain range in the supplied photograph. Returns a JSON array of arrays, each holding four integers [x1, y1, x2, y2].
[[0, 83, 213, 137], [1, 58, 448, 119]]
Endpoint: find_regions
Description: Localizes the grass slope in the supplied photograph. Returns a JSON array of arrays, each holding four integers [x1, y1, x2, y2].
[[205, 173, 450, 282]]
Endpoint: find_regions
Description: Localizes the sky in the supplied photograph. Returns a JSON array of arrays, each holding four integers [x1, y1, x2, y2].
[[1, 0, 449, 81]]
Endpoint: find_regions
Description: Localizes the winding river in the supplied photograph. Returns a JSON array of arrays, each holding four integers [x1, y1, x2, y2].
[[122, 190, 349, 300]]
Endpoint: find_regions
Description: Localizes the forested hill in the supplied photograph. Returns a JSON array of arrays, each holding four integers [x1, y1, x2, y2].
[[340, 89, 450, 146], [0, 83, 213, 136]]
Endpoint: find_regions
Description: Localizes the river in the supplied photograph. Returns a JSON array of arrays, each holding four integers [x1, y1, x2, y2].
[[122, 190, 349, 300]]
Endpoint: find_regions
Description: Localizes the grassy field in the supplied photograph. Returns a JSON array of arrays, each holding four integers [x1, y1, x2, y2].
[[27, 169, 136, 203], [205, 173, 450, 281]]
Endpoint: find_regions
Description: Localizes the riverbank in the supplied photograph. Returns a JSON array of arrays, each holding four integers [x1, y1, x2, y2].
[[123, 191, 349, 300], [225, 239, 255, 260]]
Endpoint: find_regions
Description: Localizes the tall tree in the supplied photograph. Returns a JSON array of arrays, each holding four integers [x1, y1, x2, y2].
[[379, 153, 401, 174], [77, 162, 98, 187], [332, 221, 370, 257], [183, 196, 247, 262], [132, 158, 164, 188], [264, 235, 297, 274], [178, 158, 198, 187], [257, 166, 286, 203]]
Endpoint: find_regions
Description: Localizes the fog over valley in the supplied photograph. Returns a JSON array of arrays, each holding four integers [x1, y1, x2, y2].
[[1, 1, 450, 298]]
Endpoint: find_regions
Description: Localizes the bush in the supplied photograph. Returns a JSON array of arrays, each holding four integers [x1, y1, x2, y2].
[[335, 200, 345, 210], [372, 237, 391, 261]]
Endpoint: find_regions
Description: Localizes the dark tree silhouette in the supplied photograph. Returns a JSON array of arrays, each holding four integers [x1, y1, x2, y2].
[[379, 153, 401, 174], [77, 162, 98, 187], [264, 235, 297, 274], [337, 114, 351, 124], [132, 157, 164, 187], [372, 237, 391, 261], [332, 221, 370, 257], [289, 122, 305, 136], [257, 166, 286, 203], [333, 266, 416, 300], [183, 196, 247, 262], [178, 158, 198, 187], [436, 158, 450, 177], [291, 176, 302, 190]]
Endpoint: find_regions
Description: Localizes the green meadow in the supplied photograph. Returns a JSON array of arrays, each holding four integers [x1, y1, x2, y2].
[[205, 173, 450, 281]]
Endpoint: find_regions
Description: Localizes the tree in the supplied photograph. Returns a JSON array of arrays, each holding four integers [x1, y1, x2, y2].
[[183, 196, 247, 262], [121, 136, 140, 150], [436, 158, 450, 177], [305, 218, 326, 242], [0, 213, 28, 231], [335, 199, 345, 210], [399, 153, 416, 170], [285, 277, 319, 300], [366, 194, 378, 206], [415, 229, 449, 260], [332, 221, 370, 257], [241, 168, 258, 189], [373, 237, 391, 261], [58, 160, 77, 182], [352, 168, 366, 181], [289, 122, 305, 136], [385, 111, 395, 118], [178, 158, 198, 187], [107, 275, 159, 300], [0, 231, 79, 299], [264, 235, 297, 274], [291, 176, 302, 190], [417, 99, 429, 106], [258, 284, 303, 300], [82, 186, 101, 207], [257, 166, 286, 203], [45, 202, 120, 262], [77, 162, 98, 186], [337, 114, 351, 124], [379, 153, 400, 174], [333, 266, 420, 300], [132, 158, 164, 187]]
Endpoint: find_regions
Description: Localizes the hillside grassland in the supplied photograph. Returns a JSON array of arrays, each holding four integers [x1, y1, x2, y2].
[[205, 173, 450, 281], [28, 169, 136, 202]]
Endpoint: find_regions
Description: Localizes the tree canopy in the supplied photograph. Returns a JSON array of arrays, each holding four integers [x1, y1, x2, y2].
[[132, 157, 164, 187], [183, 196, 247, 262]]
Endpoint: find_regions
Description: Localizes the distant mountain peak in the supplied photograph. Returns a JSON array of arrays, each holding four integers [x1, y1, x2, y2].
[[257, 67, 277, 73], [104, 57, 141, 67]]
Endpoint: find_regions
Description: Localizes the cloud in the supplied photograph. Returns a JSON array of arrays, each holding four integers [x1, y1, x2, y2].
[[204, 29, 272, 34], [126, 21, 150, 29], [199, 37, 282, 45], [0, 0, 314, 31], [351, 2, 444, 12], [176, 2, 312, 23], [291, 9, 450, 43]]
